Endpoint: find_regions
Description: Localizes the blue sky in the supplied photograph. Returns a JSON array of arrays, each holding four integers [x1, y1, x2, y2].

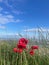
[[0, 0, 49, 36]]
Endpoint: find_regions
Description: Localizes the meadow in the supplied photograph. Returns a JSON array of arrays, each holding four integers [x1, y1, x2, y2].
[[0, 39, 49, 65]]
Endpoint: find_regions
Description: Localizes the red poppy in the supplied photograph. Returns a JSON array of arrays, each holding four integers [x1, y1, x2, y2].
[[13, 48, 18, 53], [29, 50, 34, 55], [17, 43, 26, 49], [31, 45, 39, 49], [19, 38, 28, 44], [18, 49, 23, 53], [13, 38, 28, 54]]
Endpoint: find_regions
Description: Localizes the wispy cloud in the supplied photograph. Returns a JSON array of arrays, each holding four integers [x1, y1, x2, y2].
[[0, 0, 13, 13], [0, 0, 24, 15], [4, 11, 9, 14], [4, 0, 13, 9], [8, 0, 26, 3], [12, 10, 24, 15], [0, 25, 6, 29], [0, 13, 23, 24], [0, 0, 2, 2], [0, 7, 3, 11], [24, 28, 49, 32], [16, 0, 27, 3], [0, 32, 20, 36]]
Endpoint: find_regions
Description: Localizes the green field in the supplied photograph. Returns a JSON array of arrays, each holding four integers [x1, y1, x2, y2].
[[0, 40, 49, 65]]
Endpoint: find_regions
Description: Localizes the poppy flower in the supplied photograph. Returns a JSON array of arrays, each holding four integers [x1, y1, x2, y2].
[[17, 43, 26, 49], [13, 48, 18, 53], [29, 50, 34, 55], [18, 49, 23, 53], [19, 38, 28, 44], [13, 38, 28, 54], [31, 45, 39, 49]]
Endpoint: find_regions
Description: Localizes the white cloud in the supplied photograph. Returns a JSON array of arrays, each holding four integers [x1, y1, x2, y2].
[[0, 25, 5, 29], [0, 32, 20, 36], [24, 28, 49, 32], [4, 11, 9, 14], [6, 0, 26, 3], [0, 0, 12, 9], [0, 0, 2, 2], [0, 0, 24, 15], [0, 13, 2, 16], [0, 13, 22, 24], [0, 7, 3, 11], [13, 10, 24, 15], [15, 19, 23, 22], [6, 15, 14, 18], [4, 0, 13, 8]]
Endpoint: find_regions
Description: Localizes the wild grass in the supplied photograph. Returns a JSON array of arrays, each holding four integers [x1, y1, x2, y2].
[[0, 40, 49, 65], [0, 28, 49, 65]]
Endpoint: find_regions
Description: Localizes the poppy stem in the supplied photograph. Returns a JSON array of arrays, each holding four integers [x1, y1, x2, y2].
[[17, 53, 22, 65]]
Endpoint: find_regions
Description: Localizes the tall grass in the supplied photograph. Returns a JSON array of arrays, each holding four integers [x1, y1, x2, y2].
[[0, 40, 49, 65], [0, 28, 49, 65]]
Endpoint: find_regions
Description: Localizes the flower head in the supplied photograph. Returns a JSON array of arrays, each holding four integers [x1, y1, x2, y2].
[[18, 49, 23, 53], [29, 50, 34, 55], [17, 43, 26, 49], [31, 45, 39, 49], [19, 38, 28, 45], [13, 48, 18, 53]]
